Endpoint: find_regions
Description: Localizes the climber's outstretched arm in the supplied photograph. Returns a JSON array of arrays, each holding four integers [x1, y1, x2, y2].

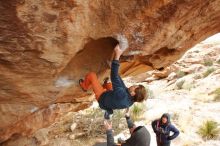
[[105, 121, 118, 146], [111, 45, 126, 91]]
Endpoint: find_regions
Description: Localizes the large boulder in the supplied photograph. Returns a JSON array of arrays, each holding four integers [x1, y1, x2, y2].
[[0, 0, 220, 143]]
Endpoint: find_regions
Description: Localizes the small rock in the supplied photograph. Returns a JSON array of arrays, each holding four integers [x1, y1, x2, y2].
[[176, 79, 185, 89], [70, 123, 77, 132], [69, 134, 76, 140], [167, 72, 177, 81]]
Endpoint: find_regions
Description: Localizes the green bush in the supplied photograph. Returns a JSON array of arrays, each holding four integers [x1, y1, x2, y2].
[[176, 71, 186, 78], [198, 120, 220, 140], [203, 68, 215, 77], [217, 59, 220, 64], [203, 60, 213, 66], [130, 103, 145, 121], [213, 88, 220, 101]]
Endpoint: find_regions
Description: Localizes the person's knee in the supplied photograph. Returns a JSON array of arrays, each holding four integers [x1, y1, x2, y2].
[[87, 72, 97, 78]]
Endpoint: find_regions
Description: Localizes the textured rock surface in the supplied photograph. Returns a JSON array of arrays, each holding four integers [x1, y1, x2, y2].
[[0, 0, 220, 143], [3, 37, 220, 146]]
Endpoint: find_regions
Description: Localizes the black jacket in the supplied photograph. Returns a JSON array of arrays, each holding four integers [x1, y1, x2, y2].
[[151, 113, 179, 144], [106, 117, 151, 146]]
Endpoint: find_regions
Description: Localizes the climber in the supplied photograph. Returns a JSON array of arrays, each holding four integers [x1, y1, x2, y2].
[[151, 113, 180, 146], [104, 112, 151, 146], [79, 44, 147, 119]]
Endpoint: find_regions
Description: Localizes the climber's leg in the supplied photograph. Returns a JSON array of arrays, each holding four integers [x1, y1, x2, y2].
[[104, 109, 113, 120], [79, 72, 106, 100]]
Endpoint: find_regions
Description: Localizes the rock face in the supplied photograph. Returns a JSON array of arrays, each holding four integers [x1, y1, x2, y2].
[[0, 0, 220, 143]]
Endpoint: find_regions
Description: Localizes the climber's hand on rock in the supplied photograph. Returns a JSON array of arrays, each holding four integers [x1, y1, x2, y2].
[[104, 120, 112, 130], [114, 44, 123, 60]]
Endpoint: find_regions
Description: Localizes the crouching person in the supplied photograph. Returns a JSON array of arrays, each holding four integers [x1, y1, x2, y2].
[[104, 114, 151, 146], [152, 113, 179, 146]]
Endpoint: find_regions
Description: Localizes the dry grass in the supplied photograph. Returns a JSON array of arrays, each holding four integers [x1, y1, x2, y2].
[[71, 108, 127, 138], [130, 103, 146, 121], [203, 59, 213, 66], [172, 112, 179, 122], [198, 120, 220, 140], [203, 68, 215, 77], [183, 82, 195, 91], [213, 88, 220, 101], [177, 71, 186, 78]]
